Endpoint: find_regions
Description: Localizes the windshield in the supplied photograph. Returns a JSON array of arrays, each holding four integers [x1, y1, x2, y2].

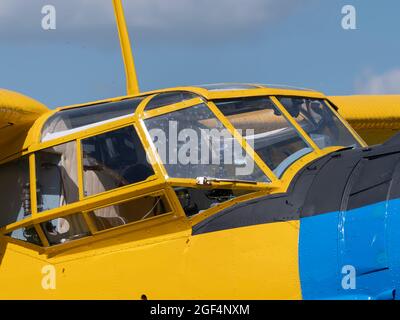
[[214, 97, 312, 177], [144, 103, 270, 183], [277, 97, 361, 149]]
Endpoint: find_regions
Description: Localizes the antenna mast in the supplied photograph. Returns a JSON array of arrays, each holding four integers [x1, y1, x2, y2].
[[112, 0, 140, 95]]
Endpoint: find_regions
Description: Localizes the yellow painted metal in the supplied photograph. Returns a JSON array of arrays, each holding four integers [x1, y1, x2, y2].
[[134, 94, 156, 119], [180, 221, 301, 300], [76, 139, 85, 201], [0, 89, 48, 161], [0, 219, 300, 299], [28, 154, 38, 217], [82, 212, 98, 235], [1, 235, 46, 255], [112, 0, 140, 95], [34, 224, 50, 248], [330, 95, 400, 145], [46, 214, 182, 255]]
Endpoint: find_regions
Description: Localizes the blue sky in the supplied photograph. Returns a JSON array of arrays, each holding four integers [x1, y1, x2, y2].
[[1, 0, 400, 108]]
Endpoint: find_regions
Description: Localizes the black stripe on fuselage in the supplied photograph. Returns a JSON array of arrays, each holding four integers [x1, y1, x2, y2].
[[192, 134, 400, 236]]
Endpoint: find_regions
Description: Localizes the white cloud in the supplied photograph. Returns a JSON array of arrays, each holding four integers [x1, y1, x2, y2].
[[0, 0, 309, 44], [356, 69, 400, 94]]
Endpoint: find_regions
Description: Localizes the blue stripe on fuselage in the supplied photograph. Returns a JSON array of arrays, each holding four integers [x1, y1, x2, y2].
[[299, 199, 400, 300]]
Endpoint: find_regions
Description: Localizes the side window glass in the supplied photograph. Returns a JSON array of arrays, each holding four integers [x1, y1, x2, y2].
[[145, 103, 269, 182], [41, 213, 90, 245], [214, 97, 312, 177], [36, 142, 79, 212], [8, 227, 42, 246], [82, 126, 155, 197], [0, 157, 31, 227], [88, 194, 171, 231], [278, 97, 361, 149]]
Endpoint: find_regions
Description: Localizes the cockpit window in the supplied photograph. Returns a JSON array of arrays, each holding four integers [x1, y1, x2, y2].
[[214, 97, 312, 177], [82, 126, 155, 197], [36, 142, 79, 212], [41, 97, 144, 142], [41, 213, 90, 246], [278, 97, 361, 149], [0, 157, 31, 227], [145, 91, 198, 111], [144, 103, 270, 183], [8, 227, 42, 246]]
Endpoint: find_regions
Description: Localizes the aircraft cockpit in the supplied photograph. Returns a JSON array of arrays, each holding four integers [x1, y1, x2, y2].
[[0, 84, 365, 251]]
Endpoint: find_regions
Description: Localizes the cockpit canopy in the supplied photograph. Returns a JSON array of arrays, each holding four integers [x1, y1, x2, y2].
[[0, 84, 364, 248], [39, 87, 362, 182]]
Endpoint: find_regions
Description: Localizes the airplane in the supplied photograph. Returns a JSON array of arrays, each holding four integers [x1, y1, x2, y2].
[[2, 0, 400, 300]]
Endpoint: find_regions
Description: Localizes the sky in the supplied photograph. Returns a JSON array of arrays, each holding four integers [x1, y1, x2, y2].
[[1, 0, 400, 108]]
